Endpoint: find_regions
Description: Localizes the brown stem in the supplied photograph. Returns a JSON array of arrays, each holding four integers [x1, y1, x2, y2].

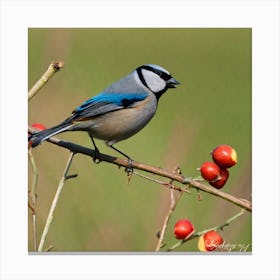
[[28, 126, 252, 212]]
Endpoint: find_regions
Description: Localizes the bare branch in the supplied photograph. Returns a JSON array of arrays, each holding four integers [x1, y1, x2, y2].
[[28, 126, 252, 212], [28, 61, 64, 101]]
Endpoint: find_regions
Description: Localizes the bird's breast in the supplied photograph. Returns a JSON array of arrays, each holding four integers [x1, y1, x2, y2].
[[87, 95, 157, 144]]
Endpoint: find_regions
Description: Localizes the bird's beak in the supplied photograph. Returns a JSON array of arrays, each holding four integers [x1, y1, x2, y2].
[[167, 77, 180, 88]]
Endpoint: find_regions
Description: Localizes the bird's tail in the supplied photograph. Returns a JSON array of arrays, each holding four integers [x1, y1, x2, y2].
[[29, 121, 72, 148]]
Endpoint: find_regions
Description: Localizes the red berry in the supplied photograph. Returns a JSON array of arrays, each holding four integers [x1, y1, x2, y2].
[[174, 219, 195, 240], [203, 230, 224, 251], [212, 145, 237, 168], [31, 123, 47, 131], [200, 161, 221, 182], [209, 169, 229, 189]]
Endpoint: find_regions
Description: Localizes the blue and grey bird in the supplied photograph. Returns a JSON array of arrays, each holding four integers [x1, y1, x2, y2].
[[29, 64, 180, 161]]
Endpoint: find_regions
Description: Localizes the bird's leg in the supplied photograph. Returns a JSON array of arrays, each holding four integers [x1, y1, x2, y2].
[[110, 145, 133, 174], [88, 133, 101, 164]]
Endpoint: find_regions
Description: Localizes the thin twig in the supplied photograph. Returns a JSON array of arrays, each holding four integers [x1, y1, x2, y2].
[[29, 126, 252, 212], [154, 167, 188, 251], [167, 209, 246, 251], [155, 187, 186, 251], [132, 170, 189, 193], [28, 147, 38, 250], [28, 61, 64, 101], [37, 152, 75, 252]]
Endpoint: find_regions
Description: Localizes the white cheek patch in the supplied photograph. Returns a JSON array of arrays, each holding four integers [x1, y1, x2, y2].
[[142, 69, 166, 93]]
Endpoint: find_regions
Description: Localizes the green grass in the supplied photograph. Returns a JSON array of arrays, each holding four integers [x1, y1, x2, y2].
[[28, 28, 251, 252]]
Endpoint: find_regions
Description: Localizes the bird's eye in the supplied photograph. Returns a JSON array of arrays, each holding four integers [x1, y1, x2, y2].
[[159, 72, 172, 81], [152, 68, 172, 81]]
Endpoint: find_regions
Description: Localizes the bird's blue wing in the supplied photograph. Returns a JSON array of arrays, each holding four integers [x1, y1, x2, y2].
[[71, 92, 148, 121]]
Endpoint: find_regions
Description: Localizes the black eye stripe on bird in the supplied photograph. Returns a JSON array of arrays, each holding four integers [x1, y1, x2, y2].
[[29, 64, 180, 166], [140, 65, 172, 81]]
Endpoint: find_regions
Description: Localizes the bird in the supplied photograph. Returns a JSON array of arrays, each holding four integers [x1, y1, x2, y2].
[[29, 64, 180, 164]]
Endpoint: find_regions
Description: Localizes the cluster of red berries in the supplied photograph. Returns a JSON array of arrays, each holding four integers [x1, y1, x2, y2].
[[199, 144, 237, 189], [172, 145, 236, 250], [173, 219, 223, 251]]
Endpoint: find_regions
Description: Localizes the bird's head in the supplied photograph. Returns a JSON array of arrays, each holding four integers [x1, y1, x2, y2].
[[136, 64, 180, 99]]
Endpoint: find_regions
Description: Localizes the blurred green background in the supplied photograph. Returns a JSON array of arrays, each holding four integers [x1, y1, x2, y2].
[[28, 28, 251, 252]]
